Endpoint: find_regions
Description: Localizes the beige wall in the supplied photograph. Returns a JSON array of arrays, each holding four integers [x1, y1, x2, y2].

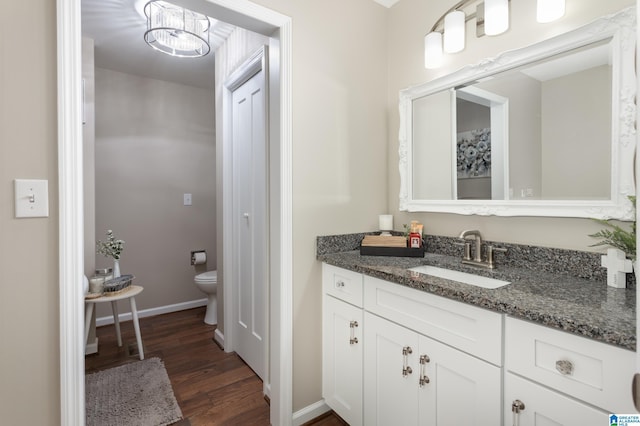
[[94, 68, 215, 317], [387, 0, 634, 249], [413, 90, 454, 199], [83, 38, 96, 278], [0, 0, 59, 424], [477, 73, 542, 199], [541, 65, 611, 199]]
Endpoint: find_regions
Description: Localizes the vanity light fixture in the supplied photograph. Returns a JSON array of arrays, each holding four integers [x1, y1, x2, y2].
[[424, 0, 565, 69], [537, 0, 566, 24], [144, 0, 211, 58]]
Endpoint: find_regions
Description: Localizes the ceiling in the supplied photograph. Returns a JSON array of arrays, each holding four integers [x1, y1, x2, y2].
[[83, 0, 399, 89], [82, 0, 236, 89]]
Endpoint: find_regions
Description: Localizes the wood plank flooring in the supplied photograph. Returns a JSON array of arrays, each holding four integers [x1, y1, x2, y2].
[[85, 307, 346, 426]]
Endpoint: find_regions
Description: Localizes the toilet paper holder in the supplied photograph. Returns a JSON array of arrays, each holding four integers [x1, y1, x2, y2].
[[191, 250, 207, 265]]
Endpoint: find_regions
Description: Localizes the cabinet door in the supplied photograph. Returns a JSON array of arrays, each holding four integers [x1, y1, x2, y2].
[[504, 373, 608, 426], [419, 334, 502, 426], [364, 312, 421, 426], [323, 295, 363, 426]]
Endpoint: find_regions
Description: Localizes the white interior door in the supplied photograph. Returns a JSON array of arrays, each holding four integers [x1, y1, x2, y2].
[[231, 59, 268, 380]]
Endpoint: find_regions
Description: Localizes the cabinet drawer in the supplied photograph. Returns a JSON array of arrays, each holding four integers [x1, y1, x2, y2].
[[505, 316, 636, 414], [363, 275, 503, 365], [323, 263, 363, 307], [505, 372, 608, 426]]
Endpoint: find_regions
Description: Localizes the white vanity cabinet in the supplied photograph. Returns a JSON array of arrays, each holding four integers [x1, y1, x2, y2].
[[364, 312, 502, 425], [504, 317, 636, 426], [363, 275, 503, 426], [322, 263, 503, 425], [322, 264, 364, 426], [322, 263, 635, 425]]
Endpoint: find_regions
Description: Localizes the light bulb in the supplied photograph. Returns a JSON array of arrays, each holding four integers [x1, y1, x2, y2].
[[424, 32, 443, 69], [537, 0, 565, 23], [484, 0, 509, 36], [444, 10, 465, 53]]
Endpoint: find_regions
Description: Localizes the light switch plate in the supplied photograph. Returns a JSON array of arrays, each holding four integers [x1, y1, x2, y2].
[[15, 179, 49, 218], [183, 193, 192, 206]]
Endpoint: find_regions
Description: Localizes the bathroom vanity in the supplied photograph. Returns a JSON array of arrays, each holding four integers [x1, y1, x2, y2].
[[319, 7, 638, 425], [320, 251, 635, 426]]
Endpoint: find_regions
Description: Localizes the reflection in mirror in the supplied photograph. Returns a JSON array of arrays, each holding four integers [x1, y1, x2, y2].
[[399, 7, 635, 219], [413, 40, 611, 202]]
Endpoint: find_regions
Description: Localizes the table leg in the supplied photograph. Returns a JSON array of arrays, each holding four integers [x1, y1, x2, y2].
[[84, 302, 94, 349], [129, 297, 144, 360], [111, 300, 122, 347]]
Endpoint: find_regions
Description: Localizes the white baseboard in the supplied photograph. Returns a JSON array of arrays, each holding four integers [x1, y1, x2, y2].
[[214, 328, 225, 348], [96, 298, 208, 327], [292, 400, 331, 426], [85, 337, 98, 355], [264, 382, 271, 399]]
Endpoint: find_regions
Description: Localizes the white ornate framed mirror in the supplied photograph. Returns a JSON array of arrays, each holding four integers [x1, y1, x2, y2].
[[399, 7, 636, 219]]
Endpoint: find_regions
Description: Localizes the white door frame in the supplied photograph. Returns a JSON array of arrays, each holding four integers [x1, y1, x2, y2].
[[56, 1, 293, 425], [223, 45, 269, 386]]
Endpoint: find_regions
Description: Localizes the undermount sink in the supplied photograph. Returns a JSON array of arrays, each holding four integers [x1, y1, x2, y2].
[[409, 265, 511, 289]]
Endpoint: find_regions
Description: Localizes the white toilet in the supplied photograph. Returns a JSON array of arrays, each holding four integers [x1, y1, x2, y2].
[[194, 270, 217, 325]]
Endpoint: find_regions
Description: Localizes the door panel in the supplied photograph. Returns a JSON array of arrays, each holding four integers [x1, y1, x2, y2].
[[364, 312, 420, 426], [231, 66, 267, 380]]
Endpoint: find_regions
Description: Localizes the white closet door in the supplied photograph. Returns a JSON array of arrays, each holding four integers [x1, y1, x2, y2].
[[231, 65, 268, 380]]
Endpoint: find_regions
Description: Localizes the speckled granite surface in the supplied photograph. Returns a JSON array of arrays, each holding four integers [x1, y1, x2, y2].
[[317, 234, 636, 351]]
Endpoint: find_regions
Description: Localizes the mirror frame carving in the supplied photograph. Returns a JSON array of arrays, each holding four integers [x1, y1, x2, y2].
[[399, 7, 636, 220]]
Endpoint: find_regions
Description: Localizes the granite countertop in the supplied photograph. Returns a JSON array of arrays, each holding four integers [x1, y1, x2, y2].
[[319, 250, 636, 351]]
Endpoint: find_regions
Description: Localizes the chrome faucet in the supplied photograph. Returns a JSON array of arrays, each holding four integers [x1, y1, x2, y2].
[[457, 229, 507, 269]]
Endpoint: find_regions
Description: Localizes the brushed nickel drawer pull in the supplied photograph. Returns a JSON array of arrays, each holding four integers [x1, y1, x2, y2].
[[402, 346, 413, 377], [419, 354, 430, 387], [511, 399, 525, 426], [349, 320, 358, 345], [336, 280, 345, 288], [555, 359, 574, 376]]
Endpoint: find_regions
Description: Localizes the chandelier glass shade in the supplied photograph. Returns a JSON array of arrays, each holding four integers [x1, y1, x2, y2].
[[144, 0, 211, 58]]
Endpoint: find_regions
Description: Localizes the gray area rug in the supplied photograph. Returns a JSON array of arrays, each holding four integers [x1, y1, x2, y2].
[[86, 357, 183, 426]]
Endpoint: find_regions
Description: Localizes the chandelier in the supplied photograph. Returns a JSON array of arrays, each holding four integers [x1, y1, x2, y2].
[[144, 0, 210, 58]]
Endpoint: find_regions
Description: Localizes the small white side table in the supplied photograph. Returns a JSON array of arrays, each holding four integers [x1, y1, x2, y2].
[[84, 285, 145, 360]]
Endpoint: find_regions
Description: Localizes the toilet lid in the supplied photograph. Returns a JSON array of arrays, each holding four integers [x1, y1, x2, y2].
[[195, 270, 217, 284]]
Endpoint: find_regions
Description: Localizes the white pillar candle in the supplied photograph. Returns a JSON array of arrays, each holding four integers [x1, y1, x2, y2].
[[379, 214, 393, 231]]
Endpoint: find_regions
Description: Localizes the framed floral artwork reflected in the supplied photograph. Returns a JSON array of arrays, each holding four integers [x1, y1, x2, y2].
[[457, 128, 491, 178]]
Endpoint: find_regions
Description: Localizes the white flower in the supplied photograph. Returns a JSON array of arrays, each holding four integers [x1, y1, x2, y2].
[[97, 229, 125, 260]]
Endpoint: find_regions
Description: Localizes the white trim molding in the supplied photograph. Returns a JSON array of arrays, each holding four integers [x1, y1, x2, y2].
[[95, 298, 208, 327], [57, 0, 85, 424], [292, 400, 331, 426], [214, 328, 225, 348]]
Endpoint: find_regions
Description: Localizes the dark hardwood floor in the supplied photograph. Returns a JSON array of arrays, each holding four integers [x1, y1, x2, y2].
[[85, 307, 346, 426]]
